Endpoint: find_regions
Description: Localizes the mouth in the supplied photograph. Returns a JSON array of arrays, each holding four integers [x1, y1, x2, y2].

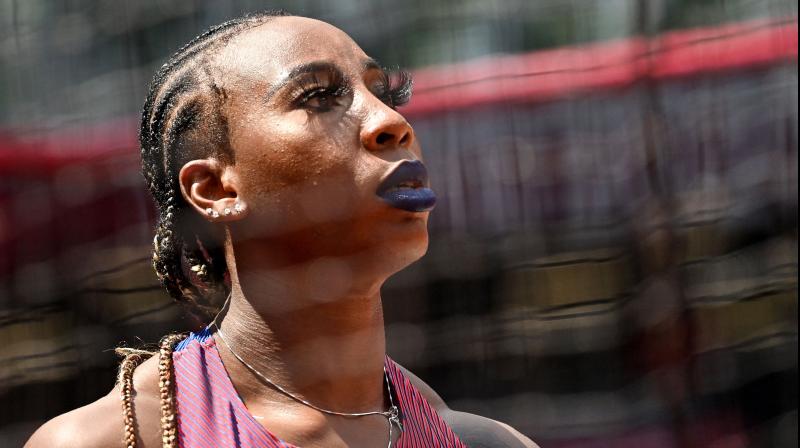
[[376, 160, 437, 212]]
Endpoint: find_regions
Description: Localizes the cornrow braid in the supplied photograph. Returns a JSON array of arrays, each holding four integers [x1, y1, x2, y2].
[[140, 10, 290, 316]]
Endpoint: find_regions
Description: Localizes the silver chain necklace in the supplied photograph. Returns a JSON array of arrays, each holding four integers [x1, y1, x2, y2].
[[211, 323, 403, 448]]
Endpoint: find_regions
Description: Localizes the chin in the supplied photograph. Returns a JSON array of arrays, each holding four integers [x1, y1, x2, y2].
[[387, 210, 429, 243], [346, 209, 431, 274], [383, 224, 429, 274], [405, 232, 429, 261]]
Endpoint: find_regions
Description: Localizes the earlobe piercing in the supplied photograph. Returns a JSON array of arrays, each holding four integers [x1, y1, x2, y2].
[[206, 200, 244, 220]]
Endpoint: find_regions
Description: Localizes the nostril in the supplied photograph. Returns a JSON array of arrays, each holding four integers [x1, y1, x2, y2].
[[375, 132, 393, 146], [398, 132, 410, 147]]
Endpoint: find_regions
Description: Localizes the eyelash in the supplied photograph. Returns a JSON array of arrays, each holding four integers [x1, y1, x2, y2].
[[292, 68, 351, 111], [376, 70, 413, 108], [292, 68, 414, 111]]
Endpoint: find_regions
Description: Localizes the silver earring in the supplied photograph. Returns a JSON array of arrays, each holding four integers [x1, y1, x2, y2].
[[205, 208, 214, 216], [223, 207, 232, 216], [234, 200, 245, 214]]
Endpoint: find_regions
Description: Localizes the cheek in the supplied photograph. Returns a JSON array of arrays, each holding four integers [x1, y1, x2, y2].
[[232, 114, 368, 220], [234, 115, 331, 188]]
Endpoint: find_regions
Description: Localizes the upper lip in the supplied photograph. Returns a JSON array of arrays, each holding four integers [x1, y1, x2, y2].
[[376, 160, 429, 195]]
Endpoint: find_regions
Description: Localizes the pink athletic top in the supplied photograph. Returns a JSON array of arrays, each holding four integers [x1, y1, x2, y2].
[[172, 327, 467, 447]]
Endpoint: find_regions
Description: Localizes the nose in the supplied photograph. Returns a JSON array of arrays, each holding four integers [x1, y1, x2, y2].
[[360, 105, 415, 152]]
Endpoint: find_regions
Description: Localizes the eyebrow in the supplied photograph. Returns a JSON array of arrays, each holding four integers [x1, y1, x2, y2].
[[362, 57, 382, 72], [264, 58, 386, 101]]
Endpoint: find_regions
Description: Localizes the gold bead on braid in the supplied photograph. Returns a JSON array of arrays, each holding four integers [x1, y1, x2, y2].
[[116, 348, 155, 448], [115, 333, 186, 448], [158, 333, 187, 448]]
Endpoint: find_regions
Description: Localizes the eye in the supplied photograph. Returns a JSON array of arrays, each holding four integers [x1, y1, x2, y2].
[[287, 66, 352, 112], [297, 84, 351, 112], [301, 88, 339, 111]]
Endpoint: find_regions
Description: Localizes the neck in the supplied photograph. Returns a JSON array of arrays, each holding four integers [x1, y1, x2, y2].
[[213, 238, 391, 413]]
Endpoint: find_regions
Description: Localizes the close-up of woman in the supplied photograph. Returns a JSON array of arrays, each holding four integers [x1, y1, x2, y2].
[[25, 11, 537, 448]]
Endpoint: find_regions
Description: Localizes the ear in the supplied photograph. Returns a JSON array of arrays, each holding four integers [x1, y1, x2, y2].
[[178, 159, 247, 221]]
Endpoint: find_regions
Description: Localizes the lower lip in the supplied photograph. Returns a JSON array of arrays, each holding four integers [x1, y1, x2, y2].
[[378, 188, 437, 212]]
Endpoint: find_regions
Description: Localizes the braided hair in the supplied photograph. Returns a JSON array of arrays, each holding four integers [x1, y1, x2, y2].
[[120, 11, 291, 448], [140, 10, 290, 317]]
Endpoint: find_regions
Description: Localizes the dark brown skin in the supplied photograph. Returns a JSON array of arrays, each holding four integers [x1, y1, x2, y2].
[[26, 17, 538, 448]]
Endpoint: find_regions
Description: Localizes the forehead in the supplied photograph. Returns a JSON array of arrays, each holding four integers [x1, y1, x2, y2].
[[215, 16, 369, 86]]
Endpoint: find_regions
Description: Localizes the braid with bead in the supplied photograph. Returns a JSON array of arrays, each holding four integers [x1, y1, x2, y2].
[[124, 10, 292, 448], [117, 349, 151, 448], [114, 334, 186, 448], [157, 333, 188, 448]]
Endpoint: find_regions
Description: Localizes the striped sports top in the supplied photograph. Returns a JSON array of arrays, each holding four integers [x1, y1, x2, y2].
[[172, 327, 467, 447]]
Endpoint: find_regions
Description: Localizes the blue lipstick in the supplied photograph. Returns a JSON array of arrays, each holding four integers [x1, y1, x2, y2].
[[376, 160, 437, 212]]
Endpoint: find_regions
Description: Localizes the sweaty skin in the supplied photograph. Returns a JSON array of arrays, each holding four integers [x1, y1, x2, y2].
[[26, 16, 538, 448]]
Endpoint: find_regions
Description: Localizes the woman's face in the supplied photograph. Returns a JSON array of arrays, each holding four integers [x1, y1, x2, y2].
[[214, 17, 431, 268]]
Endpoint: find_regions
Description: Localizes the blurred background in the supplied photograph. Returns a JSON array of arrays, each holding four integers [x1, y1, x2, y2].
[[0, 1, 797, 446]]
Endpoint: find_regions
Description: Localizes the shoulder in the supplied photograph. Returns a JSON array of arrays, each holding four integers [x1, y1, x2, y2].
[[24, 386, 126, 448], [25, 354, 163, 448], [395, 363, 540, 448], [438, 410, 541, 448]]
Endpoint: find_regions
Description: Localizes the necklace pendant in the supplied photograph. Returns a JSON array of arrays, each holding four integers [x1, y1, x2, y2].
[[388, 405, 403, 432]]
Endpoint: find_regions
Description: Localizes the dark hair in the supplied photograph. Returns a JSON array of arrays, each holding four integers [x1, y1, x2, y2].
[[140, 10, 291, 318]]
